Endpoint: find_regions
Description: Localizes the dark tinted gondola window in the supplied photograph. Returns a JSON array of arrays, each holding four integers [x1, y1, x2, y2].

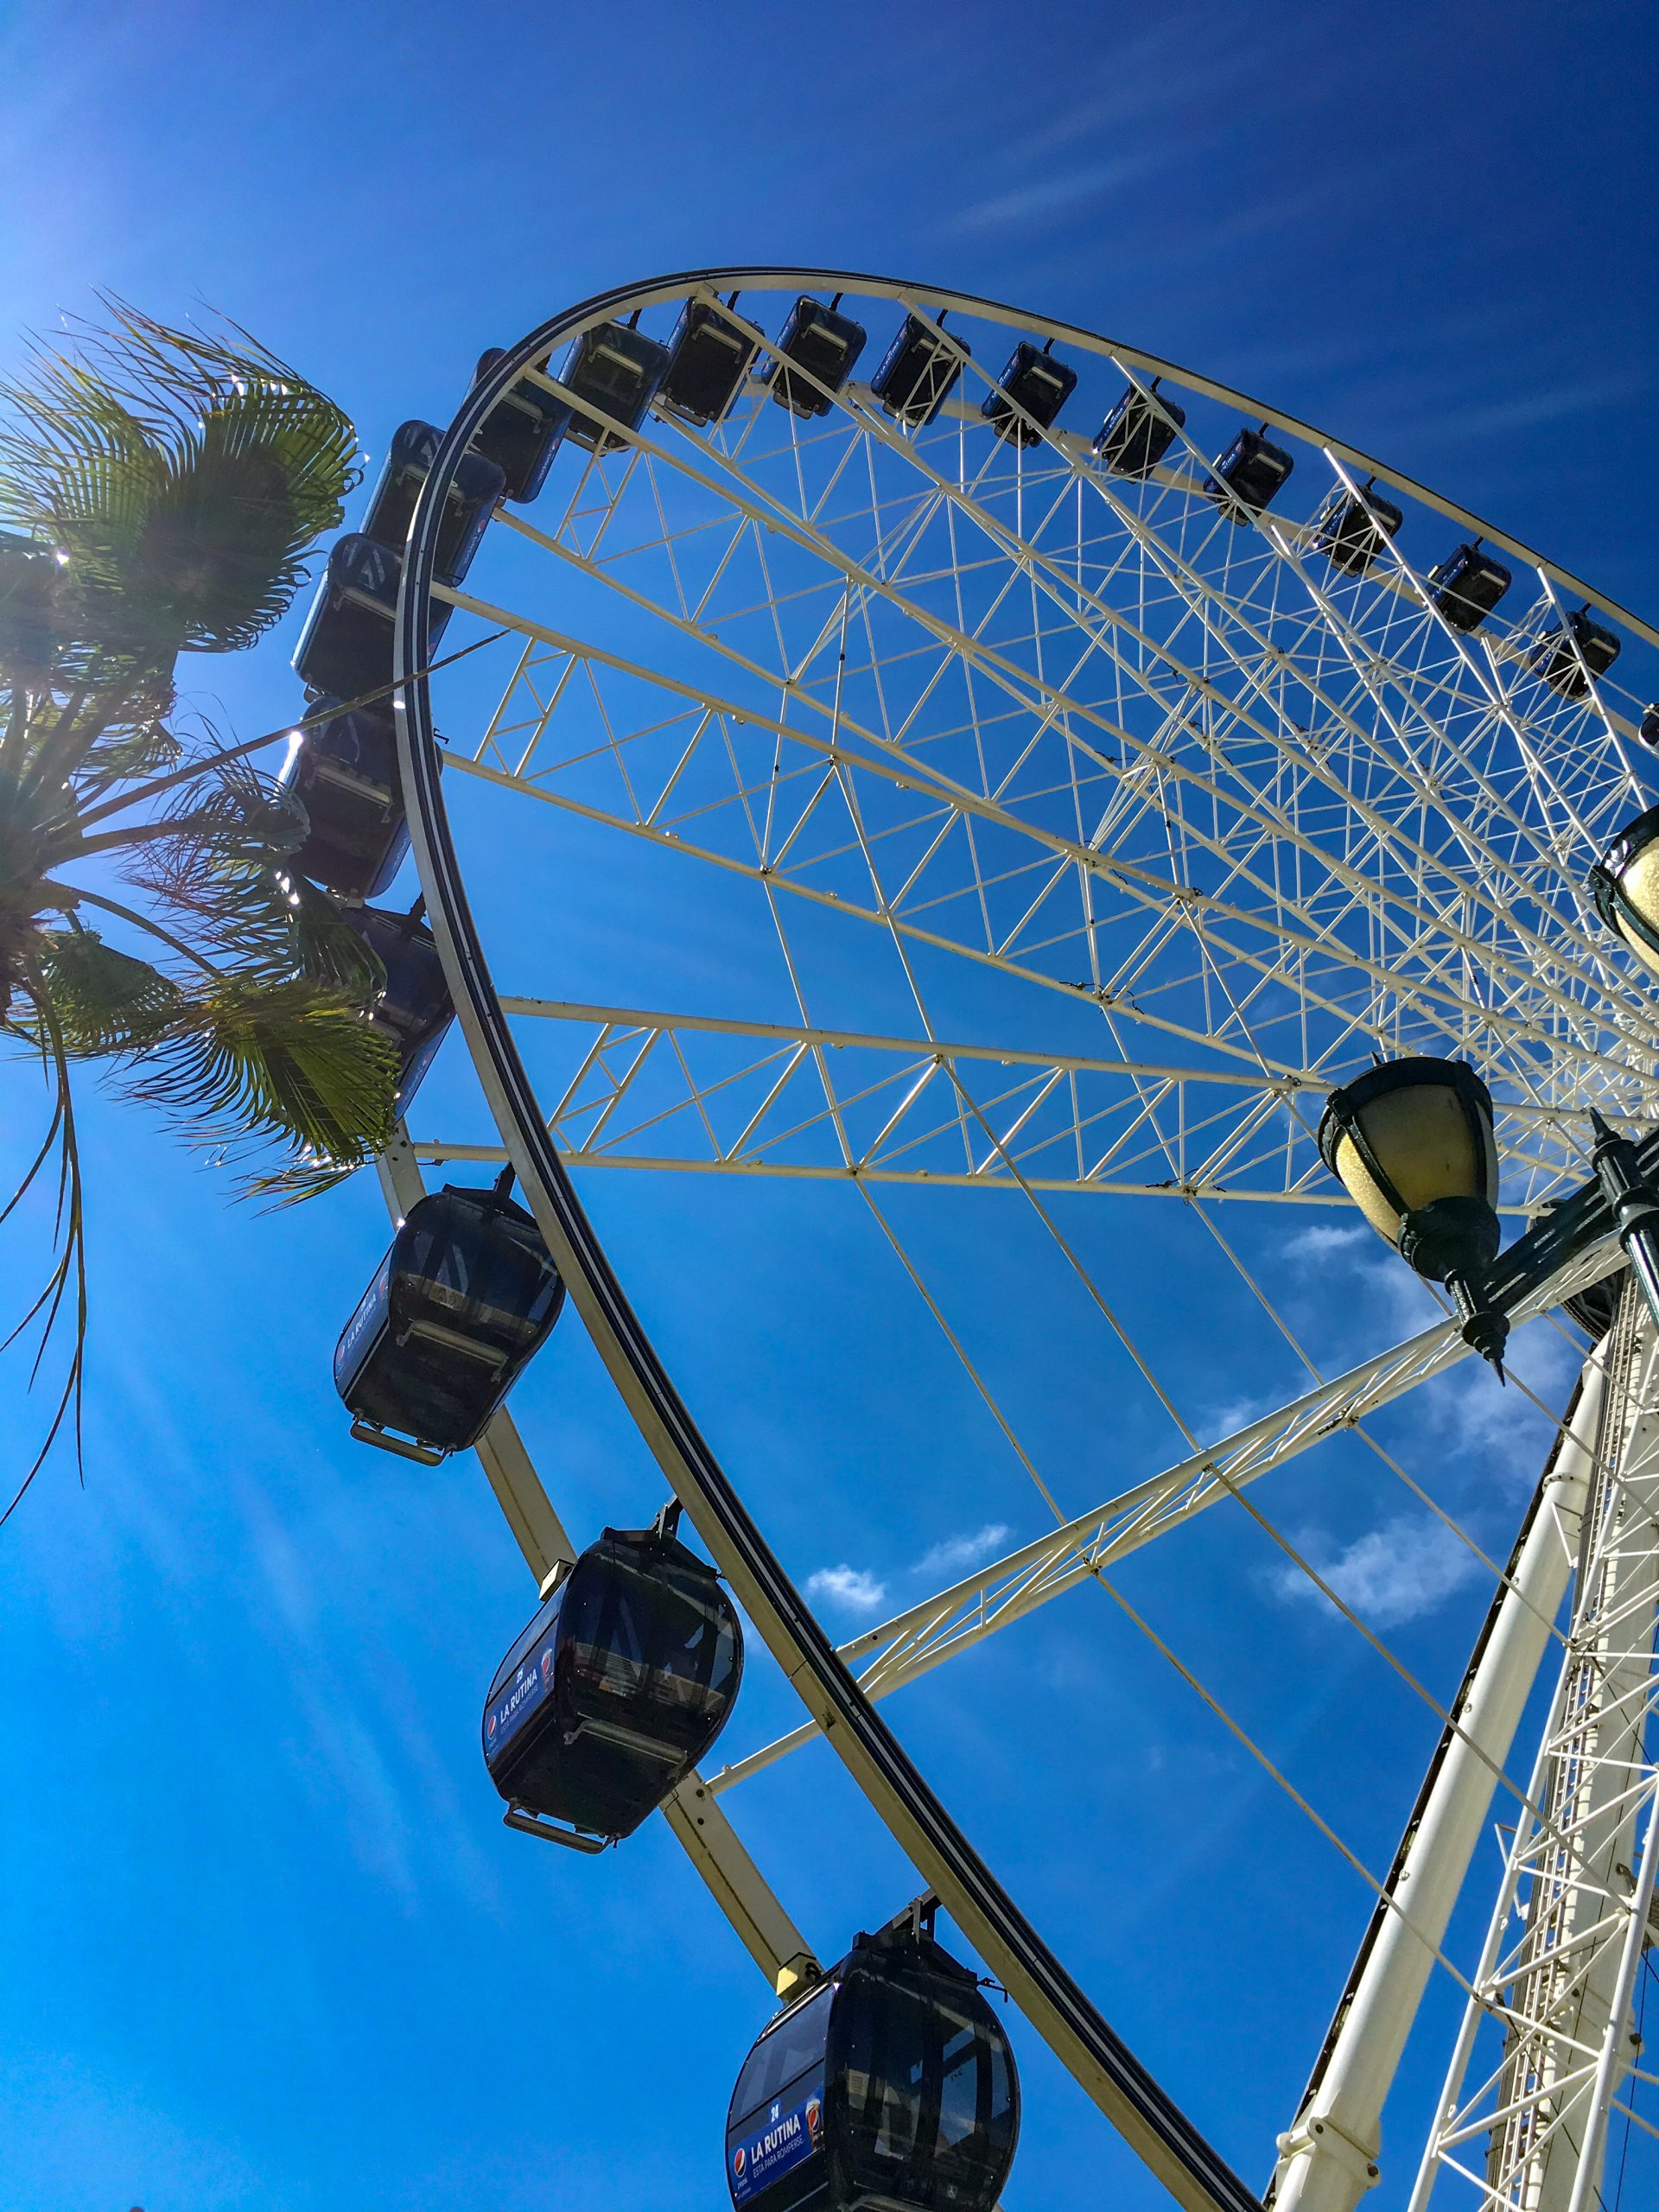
[[839, 1970, 1014, 2209], [564, 1549, 741, 1748], [732, 1982, 836, 2124], [400, 1211, 556, 1344]]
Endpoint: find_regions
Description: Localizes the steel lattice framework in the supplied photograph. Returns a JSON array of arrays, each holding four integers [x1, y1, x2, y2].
[[375, 270, 1659, 2212], [420, 276, 1659, 1226], [1412, 1286, 1659, 2212]]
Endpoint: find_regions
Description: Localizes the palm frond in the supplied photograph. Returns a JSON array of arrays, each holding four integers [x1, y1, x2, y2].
[[30, 928, 182, 1055], [0, 980, 88, 1520], [126, 973, 398, 1177], [276, 871, 387, 998], [0, 302, 360, 663], [76, 716, 182, 789]]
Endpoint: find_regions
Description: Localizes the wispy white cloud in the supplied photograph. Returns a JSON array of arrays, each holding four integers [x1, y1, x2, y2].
[[1269, 1515, 1483, 1629], [807, 1564, 888, 1612], [1282, 1221, 1372, 1263], [914, 1522, 1012, 1579], [947, 150, 1170, 234], [1432, 1314, 1584, 1471]]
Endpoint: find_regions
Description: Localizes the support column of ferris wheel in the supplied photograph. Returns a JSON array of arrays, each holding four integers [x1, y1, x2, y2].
[[1411, 1278, 1659, 2212], [1269, 1280, 1659, 2212]]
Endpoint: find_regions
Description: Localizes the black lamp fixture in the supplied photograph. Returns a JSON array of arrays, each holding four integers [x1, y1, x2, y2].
[[1588, 804, 1659, 982], [1318, 1057, 1508, 1373]]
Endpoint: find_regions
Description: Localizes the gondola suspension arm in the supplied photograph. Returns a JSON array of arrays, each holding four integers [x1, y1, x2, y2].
[[372, 1128, 819, 1996]]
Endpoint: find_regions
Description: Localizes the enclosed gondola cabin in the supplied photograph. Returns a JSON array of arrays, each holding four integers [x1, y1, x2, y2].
[[1093, 381, 1185, 478], [468, 349, 566, 503], [360, 421, 503, 588], [482, 1510, 743, 1847], [292, 534, 451, 703], [760, 297, 868, 420], [1529, 606, 1621, 701], [278, 700, 407, 899], [340, 904, 454, 1118], [1204, 426, 1294, 521], [335, 1184, 564, 1461], [726, 1904, 1019, 2212], [1427, 542, 1511, 633], [658, 300, 758, 428], [549, 321, 671, 452], [981, 340, 1076, 446], [1313, 484, 1404, 576], [871, 315, 964, 430]]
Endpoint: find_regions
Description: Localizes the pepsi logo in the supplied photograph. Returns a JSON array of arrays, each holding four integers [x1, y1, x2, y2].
[[732, 2147, 747, 2178]]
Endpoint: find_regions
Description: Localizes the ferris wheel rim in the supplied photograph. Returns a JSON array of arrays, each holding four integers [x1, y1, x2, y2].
[[430, 259, 1659, 658]]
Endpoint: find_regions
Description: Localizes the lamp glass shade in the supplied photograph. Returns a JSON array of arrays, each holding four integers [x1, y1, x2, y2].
[[1592, 805, 1659, 982], [1319, 1059, 1498, 1251]]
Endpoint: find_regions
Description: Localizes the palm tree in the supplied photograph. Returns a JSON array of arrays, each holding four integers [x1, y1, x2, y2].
[[0, 302, 403, 1504]]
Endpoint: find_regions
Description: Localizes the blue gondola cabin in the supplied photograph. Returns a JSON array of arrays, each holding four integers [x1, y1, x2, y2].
[[549, 321, 671, 453], [659, 301, 758, 428], [292, 534, 451, 704], [360, 420, 502, 587], [340, 904, 454, 1119], [1093, 382, 1185, 478], [726, 1904, 1020, 2212], [1427, 543, 1511, 632], [482, 1511, 743, 1847], [1204, 427, 1294, 520], [1312, 485, 1404, 576], [760, 298, 868, 420], [335, 1185, 564, 1462], [982, 341, 1077, 447], [1529, 606, 1621, 701], [871, 315, 964, 430], [468, 349, 568, 503], [278, 699, 407, 900]]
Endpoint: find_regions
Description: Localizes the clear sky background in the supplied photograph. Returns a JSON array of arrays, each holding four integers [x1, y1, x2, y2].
[[2, 4, 1656, 2210]]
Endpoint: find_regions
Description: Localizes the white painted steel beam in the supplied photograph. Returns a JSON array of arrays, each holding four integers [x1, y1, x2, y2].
[[404, 1000, 1579, 1209]]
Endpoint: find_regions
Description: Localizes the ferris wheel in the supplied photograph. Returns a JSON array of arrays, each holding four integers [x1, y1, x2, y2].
[[286, 269, 1659, 2212]]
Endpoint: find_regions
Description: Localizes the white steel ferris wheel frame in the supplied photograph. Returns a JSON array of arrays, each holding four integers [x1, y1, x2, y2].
[[370, 268, 1659, 2212]]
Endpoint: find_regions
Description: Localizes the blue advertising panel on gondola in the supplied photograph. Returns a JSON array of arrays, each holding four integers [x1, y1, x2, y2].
[[483, 1628, 558, 1760], [730, 2082, 824, 2207]]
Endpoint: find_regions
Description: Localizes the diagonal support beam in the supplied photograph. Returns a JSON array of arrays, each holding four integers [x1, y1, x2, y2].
[[705, 1236, 1626, 1800]]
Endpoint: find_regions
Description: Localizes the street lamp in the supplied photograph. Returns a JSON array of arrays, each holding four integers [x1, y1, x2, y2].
[[1318, 1046, 1659, 1374], [1588, 803, 1659, 981], [1318, 1058, 1507, 1371]]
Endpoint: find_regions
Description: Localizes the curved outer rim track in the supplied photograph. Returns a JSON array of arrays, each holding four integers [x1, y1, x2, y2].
[[388, 264, 1631, 2212]]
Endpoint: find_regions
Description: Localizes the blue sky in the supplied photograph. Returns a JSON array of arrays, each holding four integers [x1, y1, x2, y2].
[[2, 4, 1656, 2209]]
